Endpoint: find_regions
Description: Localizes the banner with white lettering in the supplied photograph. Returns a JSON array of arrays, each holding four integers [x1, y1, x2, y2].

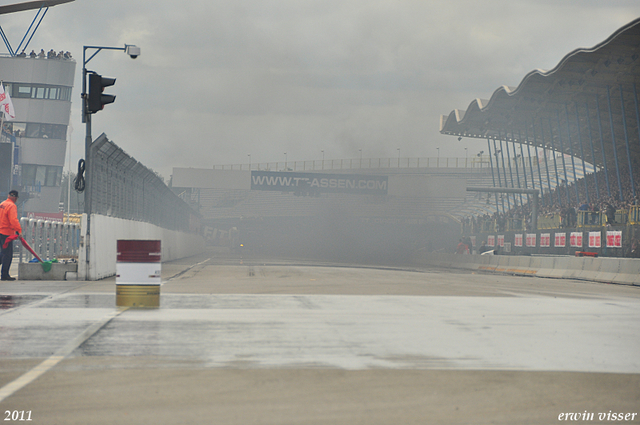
[[250, 171, 388, 195]]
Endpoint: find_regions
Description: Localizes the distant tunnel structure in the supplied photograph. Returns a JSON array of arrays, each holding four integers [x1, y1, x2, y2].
[[170, 164, 490, 261]]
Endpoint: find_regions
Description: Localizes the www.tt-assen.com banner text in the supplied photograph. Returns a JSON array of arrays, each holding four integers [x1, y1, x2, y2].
[[250, 171, 388, 195]]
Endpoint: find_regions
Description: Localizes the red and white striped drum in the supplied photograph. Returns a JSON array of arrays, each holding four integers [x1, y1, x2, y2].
[[116, 240, 162, 308]]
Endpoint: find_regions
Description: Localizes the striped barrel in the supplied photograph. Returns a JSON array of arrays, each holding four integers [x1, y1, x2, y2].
[[116, 240, 161, 308]]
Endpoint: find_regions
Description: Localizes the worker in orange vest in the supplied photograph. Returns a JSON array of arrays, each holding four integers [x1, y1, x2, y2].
[[0, 190, 22, 281]]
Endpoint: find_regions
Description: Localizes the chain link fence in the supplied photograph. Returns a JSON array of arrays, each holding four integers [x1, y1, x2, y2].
[[87, 133, 199, 232]]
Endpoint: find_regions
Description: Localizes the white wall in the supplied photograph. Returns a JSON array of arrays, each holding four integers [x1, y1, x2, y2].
[[78, 214, 205, 280], [415, 252, 640, 286]]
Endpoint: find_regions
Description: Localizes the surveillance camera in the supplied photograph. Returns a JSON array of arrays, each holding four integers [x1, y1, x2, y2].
[[125, 45, 141, 59]]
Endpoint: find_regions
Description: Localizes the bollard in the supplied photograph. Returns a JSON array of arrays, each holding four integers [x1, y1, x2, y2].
[[116, 240, 161, 308]]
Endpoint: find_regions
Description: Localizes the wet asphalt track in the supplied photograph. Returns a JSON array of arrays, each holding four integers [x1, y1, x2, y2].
[[0, 251, 639, 424]]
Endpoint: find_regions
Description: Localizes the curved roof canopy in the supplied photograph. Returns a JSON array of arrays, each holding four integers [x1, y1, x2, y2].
[[0, 0, 74, 15], [440, 18, 640, 169]]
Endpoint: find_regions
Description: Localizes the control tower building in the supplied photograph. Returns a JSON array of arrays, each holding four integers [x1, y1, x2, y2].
[[0, 0, 75, 217]]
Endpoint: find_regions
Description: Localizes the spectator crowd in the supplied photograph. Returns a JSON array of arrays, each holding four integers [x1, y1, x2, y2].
[[461, 163, 640, 257], [15, 49, 72, 60]]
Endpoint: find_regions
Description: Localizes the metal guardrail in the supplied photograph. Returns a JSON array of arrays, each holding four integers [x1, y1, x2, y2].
[[577, 211, 603, 227], [538, 214, 562, 230], [630, 205, 640, 225], [19, 217, 80, 262], [213, 156, 491, 171], [466, 208, 637, 234]]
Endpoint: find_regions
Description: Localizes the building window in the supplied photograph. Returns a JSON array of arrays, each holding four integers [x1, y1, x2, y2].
[[5, 122, 67, 139], [1, 122, 26, 137], [4, 82, 72, 101], [45, 166, 60, 186], [21, 164, 62, 187], [16, 85, 32, 98]]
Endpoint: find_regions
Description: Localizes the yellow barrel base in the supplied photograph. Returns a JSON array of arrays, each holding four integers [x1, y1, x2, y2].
[[116, 285, 160, 308]]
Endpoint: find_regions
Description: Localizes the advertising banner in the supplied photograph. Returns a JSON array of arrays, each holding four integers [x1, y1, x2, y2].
[[554, 232, 566, 247], [540, 233, 551, 247], [26, 212, 64, 222], [570, 232, 583, 247], [497, 235, 504, 247], [588, 231, 601, 248], [487, 235, 495, 247], [526, 234, 536, 247], [514, 234, 523, 247], [251, 171, 388, 195], [606, 230, 622, 248]]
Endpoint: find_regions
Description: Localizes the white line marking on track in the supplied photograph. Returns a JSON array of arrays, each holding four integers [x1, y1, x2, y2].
[[0, 307, 129, 403], [161, 258, 211, 285]]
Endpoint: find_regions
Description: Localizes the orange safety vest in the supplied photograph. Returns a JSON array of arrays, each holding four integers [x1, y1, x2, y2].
[[0, 198, 22, 235]]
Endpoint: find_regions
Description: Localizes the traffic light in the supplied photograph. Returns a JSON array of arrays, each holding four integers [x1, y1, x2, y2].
[[87, 72, 116, 114]]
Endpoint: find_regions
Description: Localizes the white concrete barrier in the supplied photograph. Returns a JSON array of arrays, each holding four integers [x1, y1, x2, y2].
[[535, 256, 558, 279], [593, 259, 620, 284], [617, 260, 640, 286], [416, 253, 640, 286], [77, 214, 205, 281], [575, 257, 600, 282]]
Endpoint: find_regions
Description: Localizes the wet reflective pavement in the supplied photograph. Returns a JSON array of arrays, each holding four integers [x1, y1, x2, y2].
[[1, 291, 639, 372], [1, 252, 639, 424]]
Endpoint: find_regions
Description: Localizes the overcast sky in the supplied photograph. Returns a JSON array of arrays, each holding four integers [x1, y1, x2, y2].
[[3, 1, 639, 180]]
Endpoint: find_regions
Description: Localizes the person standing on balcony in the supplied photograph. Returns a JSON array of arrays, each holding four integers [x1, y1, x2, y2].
[[605, 202, 616, 226], [0, 190, 22, 281]]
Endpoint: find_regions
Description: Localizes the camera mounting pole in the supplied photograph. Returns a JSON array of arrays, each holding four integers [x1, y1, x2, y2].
[[80, 43, 140, 280]]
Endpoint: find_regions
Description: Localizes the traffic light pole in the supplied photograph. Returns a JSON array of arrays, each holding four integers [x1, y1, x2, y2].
[[81, 44, 139, 280], [81, 48, 94, 281]]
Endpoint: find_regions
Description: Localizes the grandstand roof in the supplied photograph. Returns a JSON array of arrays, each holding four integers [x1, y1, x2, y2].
[[440, 18, 640, 169], [0, 0, 74, 15]]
